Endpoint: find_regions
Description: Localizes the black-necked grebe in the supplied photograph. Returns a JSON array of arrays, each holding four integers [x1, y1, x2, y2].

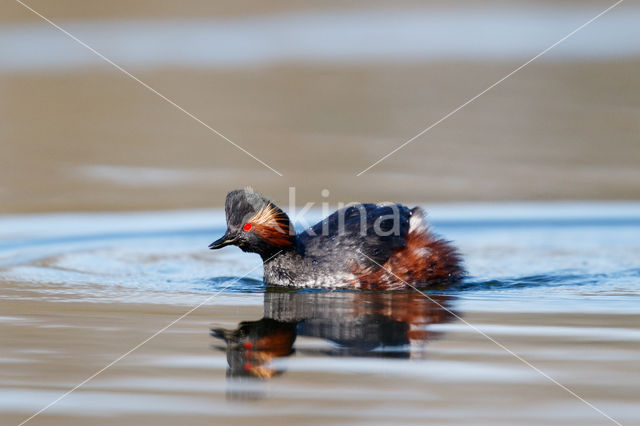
[[209, 189, 464, 289]]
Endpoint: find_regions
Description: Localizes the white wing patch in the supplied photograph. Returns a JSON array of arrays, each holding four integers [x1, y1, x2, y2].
[[409, 208, 427, 234]]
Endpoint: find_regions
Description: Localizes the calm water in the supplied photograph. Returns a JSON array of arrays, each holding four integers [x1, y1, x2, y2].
[[2, 6, 640, 72], [1, 203, 639, 425]]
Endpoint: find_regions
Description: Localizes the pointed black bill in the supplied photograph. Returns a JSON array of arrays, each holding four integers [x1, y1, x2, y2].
[[209, 232, 237, 249]]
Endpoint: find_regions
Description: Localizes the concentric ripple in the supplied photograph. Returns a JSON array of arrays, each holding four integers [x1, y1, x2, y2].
[[1, 205, 639, 309]]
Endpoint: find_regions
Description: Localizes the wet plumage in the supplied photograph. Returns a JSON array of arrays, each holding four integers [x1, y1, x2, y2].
[[209, 189, 464, 289]]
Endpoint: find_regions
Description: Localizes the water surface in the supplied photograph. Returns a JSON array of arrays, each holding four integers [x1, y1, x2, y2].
[[2, 6, 640, 72], [1, 203, 639, 425]]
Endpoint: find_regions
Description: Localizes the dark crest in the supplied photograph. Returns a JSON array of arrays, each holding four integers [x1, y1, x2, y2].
[[210, 189, 294, 257]]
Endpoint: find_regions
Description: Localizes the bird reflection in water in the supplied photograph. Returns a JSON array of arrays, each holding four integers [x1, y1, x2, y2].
[[211, 286, 455, 382]]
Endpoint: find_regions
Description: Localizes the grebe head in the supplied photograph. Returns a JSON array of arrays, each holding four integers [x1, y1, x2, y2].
[[209, 189, 294, 257]]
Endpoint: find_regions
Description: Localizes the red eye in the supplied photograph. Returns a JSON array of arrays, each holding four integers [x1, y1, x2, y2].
[[243, 223, 252, 231]]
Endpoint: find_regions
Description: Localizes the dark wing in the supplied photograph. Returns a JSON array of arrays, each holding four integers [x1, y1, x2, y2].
[[298, 204, 411, 268]]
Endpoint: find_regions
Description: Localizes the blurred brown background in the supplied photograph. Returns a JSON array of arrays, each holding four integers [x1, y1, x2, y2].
[[1, 0, 639, 213]]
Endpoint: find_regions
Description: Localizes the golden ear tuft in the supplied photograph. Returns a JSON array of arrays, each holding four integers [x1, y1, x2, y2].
[[248, 204, 293, 247], [249, 204, 275, 225]]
